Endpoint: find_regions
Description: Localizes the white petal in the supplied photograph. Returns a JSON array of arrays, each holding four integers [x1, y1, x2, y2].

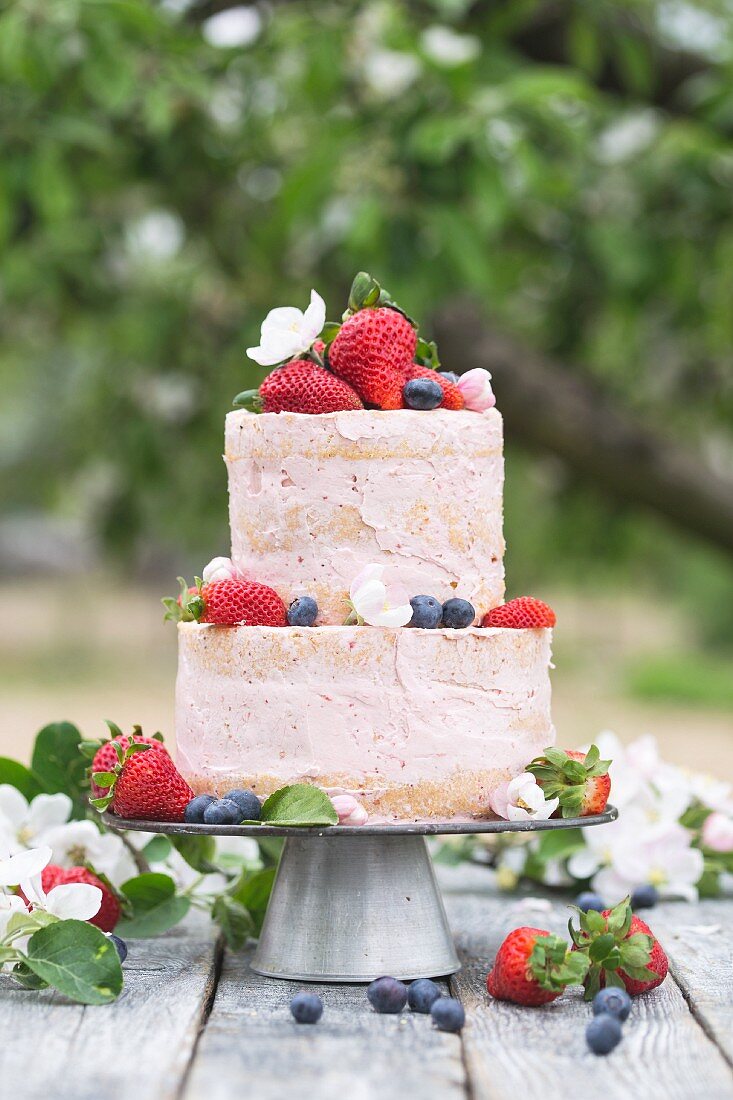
[[506, 804, 532, 821], [372, 603, 413, 628], [349, 563, 384, 600], [567, 848, 601, 879], [20, 872, 45, 908], [0, 846, 51, 887], [260, 306, 304, 334], [45, 883, 102, 921], [0, 785, 30, 830], [302, 290, 326, 342], [26, 793, 72, 836], [352, 579, 389, 620]]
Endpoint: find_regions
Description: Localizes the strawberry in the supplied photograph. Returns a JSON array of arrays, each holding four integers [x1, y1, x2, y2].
[[527, 745, 611, 818], [327, 274, 417, 409], [403, 363, 464, 410], [164, 576, 288, 627], [87, 722, 166, 799], [19, 865, 122, 933], [483, 597, 556, 629], [570, 896, 668, 998], [92, 741, 194, 822], [486, 927, 589, 1006], [234, 359, 363, 415]]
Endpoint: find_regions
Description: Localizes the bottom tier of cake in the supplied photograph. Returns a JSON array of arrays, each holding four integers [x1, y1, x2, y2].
[[174, 623, 555, 822]]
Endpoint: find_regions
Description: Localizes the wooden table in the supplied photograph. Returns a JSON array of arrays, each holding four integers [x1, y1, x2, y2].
[[2, 863, 732, 1100]]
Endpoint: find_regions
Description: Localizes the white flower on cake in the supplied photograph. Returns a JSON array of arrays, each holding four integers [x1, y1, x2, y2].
[[490, 773, 559, 821], [246, 290, 326, 366], [0, 787, 73, 855], [348, 563, 413, 628], [330, 794, 368, 826], [202, 556, 240, 584], [457, 368, 496, 412], [702, 811, 733, 852]]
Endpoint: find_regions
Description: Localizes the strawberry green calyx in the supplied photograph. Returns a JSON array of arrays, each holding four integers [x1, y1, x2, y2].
[[162, 577, 204, 624], [415, 336, 441, 370], [232, 389, 263, 412], [347, 271, 382, 314], [79, 721, 164, 762], [528, 932, 590, 993], [569, 896, 658, 1001], [526, 744, 611, 818], [90, 740, 154, 812]]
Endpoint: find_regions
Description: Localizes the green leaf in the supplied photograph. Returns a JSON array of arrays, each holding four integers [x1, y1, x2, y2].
[[31, 722, 87, 817], [260, 784, 338, 827], [212, 895, 254, 950], [231, 866, 276, 935], [348, 271, 381, 312], [320, 322, 341, 347], [0, 758, 44, 801], [116, 874, 190, 938], [589, 933, 616, 963], [23, 920, 123, 1005], [12, 961, 49, 991], [142, 835, 173, 863], [92, 771, 116, 788], [171, 834, 218, 874]]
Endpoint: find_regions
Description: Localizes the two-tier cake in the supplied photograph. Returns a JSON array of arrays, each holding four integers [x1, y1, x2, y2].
[[171, 275, 556, 822]]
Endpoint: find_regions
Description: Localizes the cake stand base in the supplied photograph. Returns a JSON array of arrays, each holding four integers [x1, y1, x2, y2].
[[105, 806, 617, 983], [253, 833, 458, 981]]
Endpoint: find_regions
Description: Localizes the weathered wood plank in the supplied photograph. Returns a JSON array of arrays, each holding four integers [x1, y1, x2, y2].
[[0, 931, 220, 1100], [651, 898, 733, 1067], [443, 884, 733, 1100], [183, 949, 467, 1100]]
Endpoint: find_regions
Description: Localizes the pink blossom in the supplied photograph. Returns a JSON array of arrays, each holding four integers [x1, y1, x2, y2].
[[702, 811, 733, 853], [331, 795, 368, 826], [457, 368, 496, 412]]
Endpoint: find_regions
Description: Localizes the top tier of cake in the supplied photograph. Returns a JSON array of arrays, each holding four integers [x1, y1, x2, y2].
[[225, 407, 505, 623]]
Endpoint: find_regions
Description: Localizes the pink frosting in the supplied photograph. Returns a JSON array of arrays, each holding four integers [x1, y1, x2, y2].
[[225, 409, 505, 624], [175, 623, 554, 819]]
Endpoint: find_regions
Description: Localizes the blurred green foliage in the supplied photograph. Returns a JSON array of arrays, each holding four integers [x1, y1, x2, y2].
[[1, 0, 732, 637]]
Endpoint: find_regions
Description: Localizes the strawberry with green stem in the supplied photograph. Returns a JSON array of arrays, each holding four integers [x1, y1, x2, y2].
[[569, 896, 668, 999], [486, 927, 589, 1006], [163, 575, 287, 627], [526, 745, 611, 818], [91, 740, 193, 822]]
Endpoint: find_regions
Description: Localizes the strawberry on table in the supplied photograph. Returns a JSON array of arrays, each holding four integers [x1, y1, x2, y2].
[[233, 358, 363, 415], [570, 896, 668, 999], [164, 576, 288, 627], [19, 865, 122, 933], [487, 926, 589, 1006], [526, 745, 611, 817], [483, 596, 556, 629], [328, 273, 417, 409], [91, 741, 194, 823]]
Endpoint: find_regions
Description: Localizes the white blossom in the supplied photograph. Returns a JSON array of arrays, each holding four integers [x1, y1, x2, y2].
[[490, 773, 559, 822], [349, 564, 413, 628], [247, 290, 326, 367], [0, 788, 73, 855]]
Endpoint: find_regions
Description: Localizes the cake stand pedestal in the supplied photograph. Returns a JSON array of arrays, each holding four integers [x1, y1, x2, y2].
[[106, 808, 617, 982]]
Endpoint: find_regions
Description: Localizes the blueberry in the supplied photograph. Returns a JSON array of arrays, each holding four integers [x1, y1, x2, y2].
[[586, 1013, 622, 1055], [288, 596, 318, 627], [631, 884, 659, 909], [408, 978, 441, 1013], [223, 788, 261, 821], [290, 992, 323, 1024], [184, 794, 217, 824], [592, 987, 631, 1022], [203, 798, 242, 826], [575, 891, 606, 913], [109, 934, 128, 964], [403, 378, 443, 410], [439, 371, 460, 384], [367, 976, 408, 1014], [441, 598, 475, 629], [430, 997, 465, 1033], [407, 595, 443, 629]]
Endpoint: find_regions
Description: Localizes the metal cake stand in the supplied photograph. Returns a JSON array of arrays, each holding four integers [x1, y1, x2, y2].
[[107, 807, 617, 983]]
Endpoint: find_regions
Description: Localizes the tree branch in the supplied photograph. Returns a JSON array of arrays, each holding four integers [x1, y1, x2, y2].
[[433, 300, 733, 556]]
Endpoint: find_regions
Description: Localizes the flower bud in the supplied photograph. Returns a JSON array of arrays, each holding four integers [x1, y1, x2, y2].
[[331, 794, 368, 826], [457, 368, 496, 412]]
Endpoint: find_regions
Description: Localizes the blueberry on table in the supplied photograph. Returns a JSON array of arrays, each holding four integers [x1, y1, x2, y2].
[[408, 978, 441, 1013], [367, 976, 408, 1014], [631, 884, 659, 909], [407, 596, 443, 629], [290, 992, 323, 1024], [592, 987, 631, 1022], [430, 997, 465, 1033], [403, 378, 443, 410], [441, 598, 475, 629], [203, 798, 242, 825], [574, 891, 606, 913], [109, 935, 128, 964], [223, 789, 261, 821], [184, 794, 217, 824], [586, 1014, 622, 1055], [288, 596, 319, 627]]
